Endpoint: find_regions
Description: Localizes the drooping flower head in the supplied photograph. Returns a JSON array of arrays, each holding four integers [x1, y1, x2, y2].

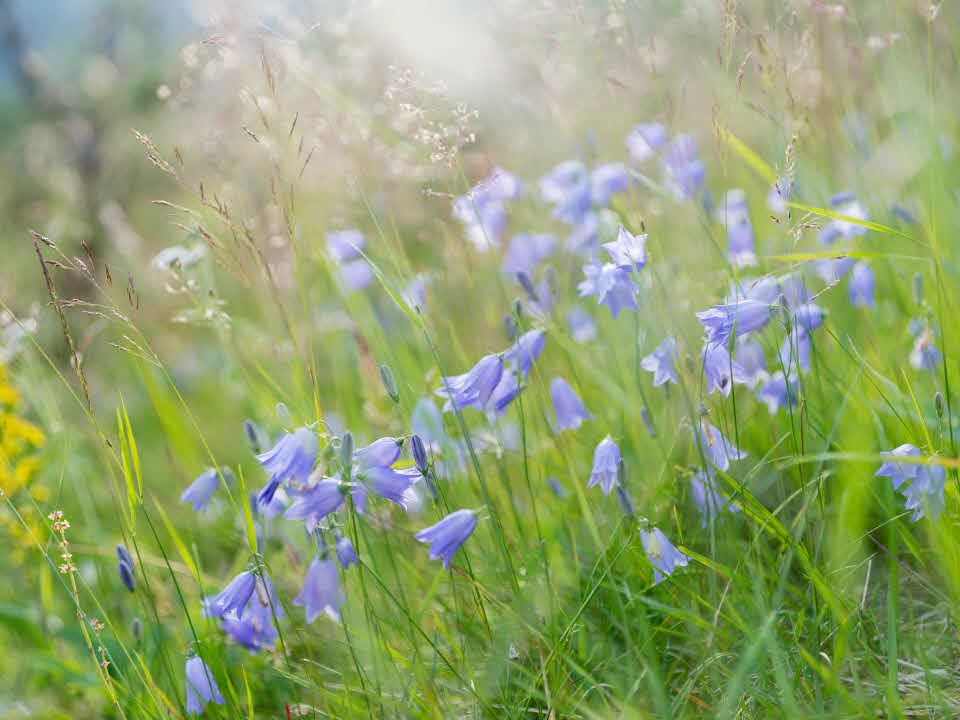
[[326, 230, 365, 263], [295, 555, 343, 623], [257, 428, 318, 485], [702, 343, 747, 397], [640, 527, 689, 585], [414, 508, 478, 569], [359, 466, 419, 509], [662, 133, 705, 200], [909, 328, 941, 372], [578, 262, 640, 318], [501, 233, 557, 277], [436, 354, 504, 412], [203, 570, 258, 620], [185, 656, 225, 716], [756, 371, 798, 414], [902, 462, 946, 522], [589, 163, 631, 207], [697, 299, 770, 347], [180, 468, 229, 512], [221, 574, 283, 654], [602, 226, 647, 272], [588, 436, 621, 495], [848, 261, 875, 309], [696, 421, 746, 472], [690, 468, 740, 528], [503, 329, 545, 379], [875, 444, 923, 490], [339, 258, 374, 292], [283, 479, 347, 533], [641, 336, 679, 387], [567, 305, 597, 344], [627, 123, 668, 163], [550, 377, 594, 433], [336, 536, 358, 570]]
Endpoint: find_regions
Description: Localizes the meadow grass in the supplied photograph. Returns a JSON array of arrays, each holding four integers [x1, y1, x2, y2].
[[1, 2, 960, 717]]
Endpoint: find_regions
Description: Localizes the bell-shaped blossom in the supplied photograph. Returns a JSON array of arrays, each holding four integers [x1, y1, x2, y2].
[[339, 258, 374, 291], [453, 168, 522, 251], [792, 303, 824, 332], [756, 372, 798, 414], [589, 163, 631, 207], [697, 299, 770, 346], [283, 479, 347, 533], [336, 536, 358, 570], [640, 527, 689, 584], [641, 337, 679, 387], [485, 369, 520, 419], [326, 230, 365, 263], [875, 444, 922, 490], [550, 377, 593, 432], [355, 437, 403, 470], [578, 262, 639, 318], [360, 465, 419, 509], [501, 233, 556, 277], [567, 306, 597, 344], [690, 469, 740, 528], [779, 328, 811, 374], [662, 134, 705, 200], [503, 329, 545, 378], [702, 343, 747, 397], [627, 123, 668, 163], [415, 508, 478, 569], [257, 428, 318, 485], [602, 226, 647, 271], [436, 354, 504, 412], [222, 575, 282, 654], [401, 273, 430, 311], [180, 468, 229, 512], [587, 437, 621, 495], [295, 555, 343, 623], [696, 421, 745, 472], [204, 571, 257, 620], [185, 656, 225, 715], [909, 329, 941, 372], [734, 337, 766, 388], [902, 462, 946, 522], [848, 262, 875, 309]]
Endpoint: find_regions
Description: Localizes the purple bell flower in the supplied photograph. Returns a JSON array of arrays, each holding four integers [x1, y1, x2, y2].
[[727, 275, 780, 305], [702, 343, 747, 397], [339, 258, 374, 291], [587, 436, 621, 495], [222, 575, 282, 654], [355, 437, 403, 469], [815, 256, 856, 283], [779, 328, 811, 374], [697, 299, 770, 346], [734, 337, 766, 388], [550, 377, 594, 433], [690, 469, 740, 528], [501, 233, 556, 276], [662, 134, 705, 200], [640, 527, 689, 585], [602, 226, 647, 271], [402, 273, 430, 311], [326, 230, 365, 263], [257, 428, 318, 484], [875, 444, 922, 490], [567, 305, 597, 344], [792, 303, 824, 332], [360, 465, 419, 509], [696, 421, 745, 472], [180, 468, 227, 512], [589, 162, 631, 207], [336, 536, 358, 570], [414, 508, 478, 569], [641, 336, 679, 387], [436, 354, 504, 412], [756, 371, 798, 414], [848, 261, 875, 309], [902, 462, 946, 522], [204, 570, 257, 620], [777, 273, 811, 311], [185, 656, 225, 715], [283, 479, 347, 532], [503, 329, 545, 379], [578, 262, 640, 318], [627, 123, 668, 163], [295, 555, 343, 623], [910, 329, 941, 372]]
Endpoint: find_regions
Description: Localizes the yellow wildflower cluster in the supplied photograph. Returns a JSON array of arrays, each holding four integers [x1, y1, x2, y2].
[[0, 362, 48, 562]]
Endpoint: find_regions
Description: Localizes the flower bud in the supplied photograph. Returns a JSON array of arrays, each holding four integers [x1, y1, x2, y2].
[[379, 364, 399, 403], [410, 434, 429, 474], [275, 402, 292, 426], [935, 391, 944, 418], [339, 431, 354, 473], [504, 313, 518, 342], [641, 406, 656, 437], [117, 560, 135, 592]]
